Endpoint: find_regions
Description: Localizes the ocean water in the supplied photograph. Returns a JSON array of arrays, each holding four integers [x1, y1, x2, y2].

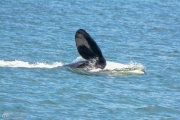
[[0, 0, 180, 119]]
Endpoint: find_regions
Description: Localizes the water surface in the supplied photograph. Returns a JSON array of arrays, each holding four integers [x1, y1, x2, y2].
[[0, 0, 180, 119]]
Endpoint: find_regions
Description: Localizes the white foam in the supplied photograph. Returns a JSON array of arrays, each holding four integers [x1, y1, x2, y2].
[[73, 56, 85, 63], [72, 57, 146, 74], [105, 61, 145, 70], [104, 61, 129, 70], [0, 59, 145, 74], [0, 60, 63, 68], [90, 61, 145, 74]]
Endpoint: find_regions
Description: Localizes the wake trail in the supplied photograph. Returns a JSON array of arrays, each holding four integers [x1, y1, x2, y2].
[[0, 59, 145, 74], [0, 60, 63, 68]]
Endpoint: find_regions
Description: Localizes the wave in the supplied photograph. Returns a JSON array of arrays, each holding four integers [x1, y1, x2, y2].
[[136, 105, 180, 115], [0, 60, 63, 68]]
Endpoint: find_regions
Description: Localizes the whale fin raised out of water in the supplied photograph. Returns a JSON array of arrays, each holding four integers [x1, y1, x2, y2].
[[66, 29, 106, 70]]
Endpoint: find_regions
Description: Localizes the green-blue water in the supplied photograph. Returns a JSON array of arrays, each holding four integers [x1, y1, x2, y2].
[[0, 0, 180, 119]]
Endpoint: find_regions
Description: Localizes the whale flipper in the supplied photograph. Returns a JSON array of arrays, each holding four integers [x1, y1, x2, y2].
[[75, 29, 106, 69], [65, 29, 106, 70]]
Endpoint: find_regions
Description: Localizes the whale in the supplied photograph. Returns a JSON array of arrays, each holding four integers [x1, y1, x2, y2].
[[65, 29, 106, 70]]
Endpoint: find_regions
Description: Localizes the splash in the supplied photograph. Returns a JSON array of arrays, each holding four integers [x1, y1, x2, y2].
[[0, 60, 63, 68], [0, 59, 145, 75], [91, 61, 146, 74], [105, 61, 145, 71], [72, 57, 146, 74]]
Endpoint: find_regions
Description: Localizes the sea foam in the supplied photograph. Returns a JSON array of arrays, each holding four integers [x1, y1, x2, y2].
[[0, 60, 63, 68]]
